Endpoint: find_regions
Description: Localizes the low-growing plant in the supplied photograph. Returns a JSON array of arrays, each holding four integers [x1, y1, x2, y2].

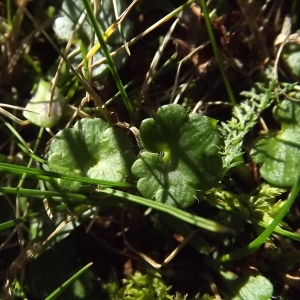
[[1, 0, 300, 299]]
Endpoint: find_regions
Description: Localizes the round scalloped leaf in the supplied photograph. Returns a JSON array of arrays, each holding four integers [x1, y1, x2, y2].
[[251, 100, 300, 187], [46, 118, 135, 191], [132, 104, 223, 208]]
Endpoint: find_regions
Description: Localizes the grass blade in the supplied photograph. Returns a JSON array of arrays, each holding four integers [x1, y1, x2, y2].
[[0, 162, 132, 188], [218, 175, 300, 262], [45, 262, 93, 300], [198, 0, 236, 105], [81, 0, 135, 121]]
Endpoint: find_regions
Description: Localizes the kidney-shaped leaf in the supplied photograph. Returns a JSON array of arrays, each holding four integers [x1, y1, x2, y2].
[[46, 118, 135, 191], [251, 99, 300, 187], [131, 104, 223, 208]]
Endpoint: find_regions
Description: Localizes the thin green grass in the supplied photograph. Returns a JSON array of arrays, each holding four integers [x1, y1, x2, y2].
[[0, 185, 233, 234], [81, 0, 135, 122], [0, 161, 132, 188], [0, 204, 69, 231], [198, 0, 236, 105], [219, 176, 300, 261], [45, 262, 93, 300]]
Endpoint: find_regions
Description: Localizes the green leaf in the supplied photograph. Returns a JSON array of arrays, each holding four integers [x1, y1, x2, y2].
[[251, 100, 300, 186], [231, 275, 273, 300], [132, 104, 223, 208], [53, 0, 133, 79], [219, 81, 275, 174], [283, 44, 300, 79], [46, 118, 135, 191], [23, 80, 66, 128]]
